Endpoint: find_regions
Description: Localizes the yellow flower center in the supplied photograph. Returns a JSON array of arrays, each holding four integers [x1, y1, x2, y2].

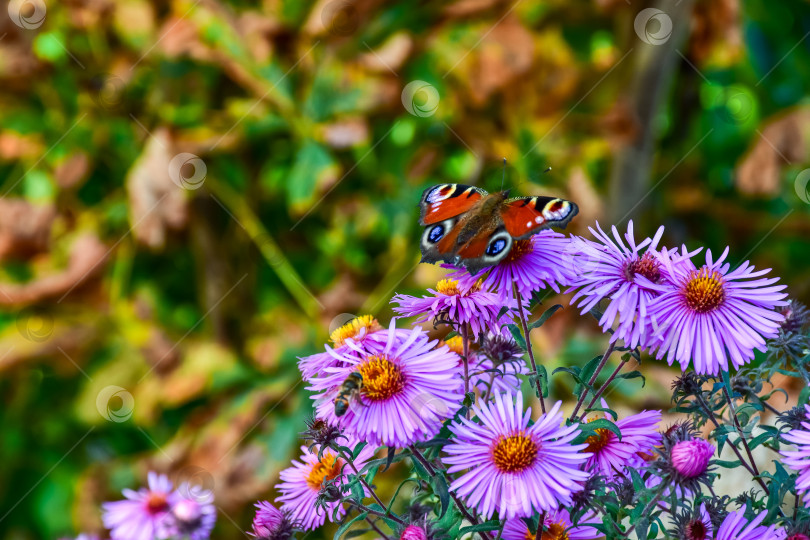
[[330, 315, 382, 347], [306, 451, 343, 490], [523, 521, 569, 540], [504, 238, 533, 263], [684, 268, 726, 313], [492, 433, 538, 473], [436, 279, 462, 296], [436, 278, 481, 296], [358, 355, 405, 401], [624, 251, 661, 282], [442, 335, 464, 356], [584, 428, 613, 454]]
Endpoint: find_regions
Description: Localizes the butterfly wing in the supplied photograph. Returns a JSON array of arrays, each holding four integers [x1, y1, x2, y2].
[[501, 196, 578, 239], [419, 184, 487, 225]]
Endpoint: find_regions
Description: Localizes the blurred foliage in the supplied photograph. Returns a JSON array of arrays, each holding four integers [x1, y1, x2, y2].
[[0, 0, 809, 538]]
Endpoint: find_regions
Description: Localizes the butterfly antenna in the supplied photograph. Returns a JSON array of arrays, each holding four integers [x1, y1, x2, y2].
[[543, 166, 552, 174], [501, 158, 507, 191]]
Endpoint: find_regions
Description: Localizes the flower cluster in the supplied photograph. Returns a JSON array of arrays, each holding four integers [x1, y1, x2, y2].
[[74, 217, 806, 540]]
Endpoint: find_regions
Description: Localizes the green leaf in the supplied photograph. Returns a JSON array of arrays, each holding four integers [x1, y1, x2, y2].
[[508, 324, 526, 349], [383, 446, 396, 472], [431, 473, 450, 517], [353, 441, 368, 459], [287, 140, 339, 209], [334, 511, 368, 540], [459, 520, 502, 535], [529, 304, 563, 329], [580, 418, 622, 441]]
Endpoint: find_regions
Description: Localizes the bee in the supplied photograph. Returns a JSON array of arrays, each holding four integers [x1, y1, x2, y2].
[[334, 372, 363, 417]]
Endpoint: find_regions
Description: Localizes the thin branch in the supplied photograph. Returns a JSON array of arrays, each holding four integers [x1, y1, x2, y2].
[[514, 287, 545, 413]]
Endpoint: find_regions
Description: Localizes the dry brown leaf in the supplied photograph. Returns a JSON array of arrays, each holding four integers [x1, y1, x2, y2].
[[359, 32, 413, 73], [690, 0, 742, 65], [736, 107, 810, 196], [125, 127, 189, 248], [0, 233, 108, 306], [54, 152, 90, 189], [321, 117, 370, 148], [0, 131, 44, 160], [467, 15, 534, 105], [0, 198, 54, 261], [443, 0, 503, 18]]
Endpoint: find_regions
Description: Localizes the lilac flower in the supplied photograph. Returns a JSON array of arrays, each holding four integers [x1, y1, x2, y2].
[[448, 230, 577, 301], [781, 405, 810, 505], [276, 443, 375, 530], [502, 509, 599, 540], [391, 279, 515, 339], [248, 501, 298, 539], [442, 391, 589, 520], [643, 247, 788, 374], [715, 510, 784, 540], [568, 221, 669, 348], [309, 323, 464, 447], [582, 406, 662, 479], [101, 472, 179, 540]]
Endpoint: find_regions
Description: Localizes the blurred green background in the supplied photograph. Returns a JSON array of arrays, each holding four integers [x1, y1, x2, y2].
[[0, 0, 809, 538]]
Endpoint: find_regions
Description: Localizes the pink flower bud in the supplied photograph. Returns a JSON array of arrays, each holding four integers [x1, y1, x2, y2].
[[787, 535, 810, 540], [671, 438, 714, 478], [400, 525, 428, 540]]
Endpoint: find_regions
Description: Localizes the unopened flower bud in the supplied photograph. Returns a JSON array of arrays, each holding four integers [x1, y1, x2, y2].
[[400, 525, 428, 540], [671, 438, 714, 478]]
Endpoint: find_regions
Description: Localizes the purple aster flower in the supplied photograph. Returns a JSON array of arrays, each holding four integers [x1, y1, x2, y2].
[[276, 443, 375, 530], [671, 504, 714, 540], [443, 335, 526, 396], [567, 221, 669, 348], [448, 230, 577, 301], [715, 510, 784, 540], [781, 405, 810, 505], [442, 391, 589, 520], [309, 323, 464, 447], [59, 535, 101, 540], [161, 483, 217, 540], [582, 405, 662, 479], [248, 501, 298, 539], [644, 246, 788, 374], [502, 509, 599, 540], [102, 471, 179, 540], [391, 279, 515, 339]]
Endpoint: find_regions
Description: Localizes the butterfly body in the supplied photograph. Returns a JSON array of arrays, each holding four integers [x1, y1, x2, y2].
[[419, 183, 578, 274]]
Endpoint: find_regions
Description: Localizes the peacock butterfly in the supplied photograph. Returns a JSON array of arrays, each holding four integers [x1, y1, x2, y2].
[[418, 183, 578, 274]]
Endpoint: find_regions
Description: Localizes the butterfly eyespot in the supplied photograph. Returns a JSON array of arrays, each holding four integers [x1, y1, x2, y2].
[[486, 238, 508, 256], [428, 224, 445, 243]]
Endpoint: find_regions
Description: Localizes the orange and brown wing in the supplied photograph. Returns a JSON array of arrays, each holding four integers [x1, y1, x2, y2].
[[419, 184, 486, 226], [501, 196, 578, 239]]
